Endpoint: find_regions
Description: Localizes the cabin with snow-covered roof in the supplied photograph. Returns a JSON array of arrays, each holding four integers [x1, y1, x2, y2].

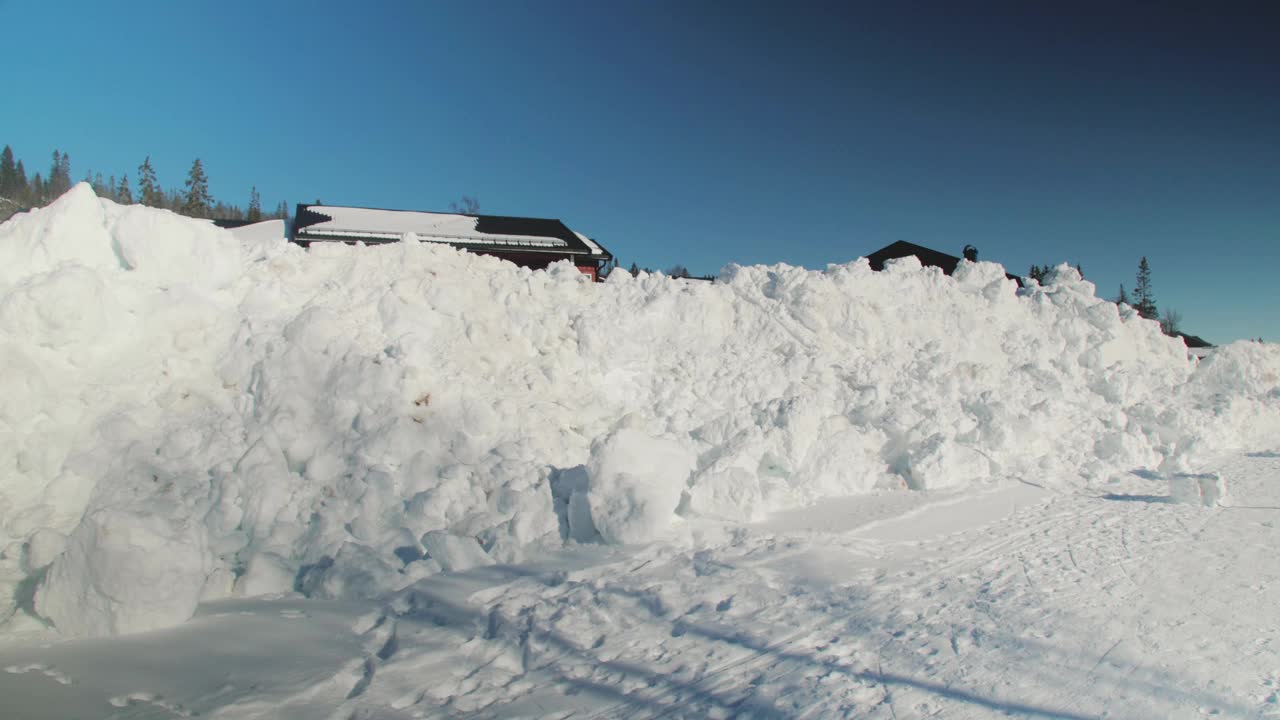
[[291, 203, 614, 280]]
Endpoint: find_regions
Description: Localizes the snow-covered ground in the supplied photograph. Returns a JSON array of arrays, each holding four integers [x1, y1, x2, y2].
[[1, 186, 1278, 718], [3, 451, 1278, 718]]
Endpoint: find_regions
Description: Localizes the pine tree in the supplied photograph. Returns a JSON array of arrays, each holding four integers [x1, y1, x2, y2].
[[182, 160, 212, 218], [29, 172, 44, 204], [1159, 308, 1182, 336], [246, 186, 262, 222], [118, 173, 133, 204], [629, 262, 640, 276], [210, 200, 243, 220], [1117, 284, 1129, 305], [48, 150, 71, 197], [275, 200, 288, 220], [57, 152, 72, 194], [14, 160, 27, 200], [137, 156, 161, 207], [1133, 257, 1157, 320], [0, 145, 16, 197]]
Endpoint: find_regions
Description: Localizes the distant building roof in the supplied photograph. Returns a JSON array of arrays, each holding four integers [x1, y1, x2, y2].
[[1176, 332, 1213, 349], [865, 240, 1023, 286], [292, 204, 611, 261], [867, 241, 964, 274]]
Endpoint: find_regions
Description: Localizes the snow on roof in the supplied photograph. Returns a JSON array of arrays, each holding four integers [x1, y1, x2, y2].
[[572, 230, 607, 257], [291, 204, 613, 260], [298, 205, 570, 249]]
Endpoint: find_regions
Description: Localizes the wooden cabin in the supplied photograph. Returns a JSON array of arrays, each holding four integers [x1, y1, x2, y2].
[[291, 203, 613, 280]]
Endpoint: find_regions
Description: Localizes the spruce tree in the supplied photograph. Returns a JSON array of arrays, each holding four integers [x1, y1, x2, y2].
[[182, 159, 212, 217], [14, 160, 27, 200], [0, 145, 16, 197], [49, 151, 70, 197], [1117, 284, 1129, 305], [118, 173, 133, 204], [137, 156, 161, 207], [1133, 256, 1157, 319], [57, 153, 72, 194], [246, 186, 262, 222], [49, 151, 59, 192]]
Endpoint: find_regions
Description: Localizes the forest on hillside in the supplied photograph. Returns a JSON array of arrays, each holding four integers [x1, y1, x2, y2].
[[0, 144, 287, 224]]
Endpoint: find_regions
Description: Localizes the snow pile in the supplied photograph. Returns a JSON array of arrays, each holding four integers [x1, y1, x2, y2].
[[1, 185, 1277, 638]]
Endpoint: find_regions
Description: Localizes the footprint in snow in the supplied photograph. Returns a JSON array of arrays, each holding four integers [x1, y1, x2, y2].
[[4, 663, 73, 685], [1260, 673, 1280, 716], [108, 692, 190, 717], [109, 692, 156, 708]]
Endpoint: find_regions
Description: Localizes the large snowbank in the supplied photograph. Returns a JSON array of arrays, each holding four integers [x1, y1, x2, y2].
[[1, 185, 1277, 637]]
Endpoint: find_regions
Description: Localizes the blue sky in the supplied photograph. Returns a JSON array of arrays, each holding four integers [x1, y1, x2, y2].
[[3, 0, 1277, 342]]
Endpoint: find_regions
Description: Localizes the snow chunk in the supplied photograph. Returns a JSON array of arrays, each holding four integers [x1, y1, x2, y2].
[[421, 531, 493, 572], [235, 551, 296, 597], [905, 434, 992, 491], [34, 508, 210, 637], [585, 427, 696, 545], [298, 543, 402, 600]]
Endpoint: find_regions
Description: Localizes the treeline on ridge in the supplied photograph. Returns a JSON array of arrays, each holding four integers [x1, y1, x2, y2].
[[0, 144, 287, 224]]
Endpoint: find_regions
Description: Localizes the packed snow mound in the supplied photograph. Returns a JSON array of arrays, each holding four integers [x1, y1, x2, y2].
[[2, 185, 1278, 638]]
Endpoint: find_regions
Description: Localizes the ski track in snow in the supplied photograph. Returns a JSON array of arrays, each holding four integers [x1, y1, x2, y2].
[[329, 450, 1280, 720], [3, 451, 1273, 719]]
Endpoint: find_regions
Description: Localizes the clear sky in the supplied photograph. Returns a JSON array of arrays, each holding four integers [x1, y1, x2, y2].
[[3, 0, 1276, 343]]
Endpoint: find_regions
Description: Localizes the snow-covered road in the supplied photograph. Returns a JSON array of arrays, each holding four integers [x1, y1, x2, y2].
[[5, 450, 1277, 719]]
